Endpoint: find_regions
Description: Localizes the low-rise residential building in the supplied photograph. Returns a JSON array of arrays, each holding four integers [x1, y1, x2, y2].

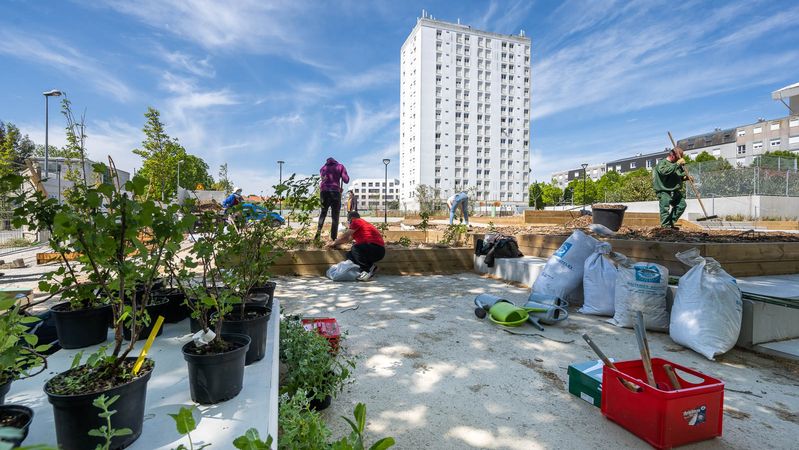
[[550, 163, 606, 188], [605, 150, 670, 174], [28, 157, 131, 202], [347, 178, 400, 210]]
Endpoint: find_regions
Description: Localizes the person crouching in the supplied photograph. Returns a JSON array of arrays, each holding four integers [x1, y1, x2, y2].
[[326, 211, 385, 281]]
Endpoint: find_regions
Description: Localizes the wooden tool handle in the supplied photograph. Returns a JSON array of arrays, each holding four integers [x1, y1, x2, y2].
[[668, 131, 711, 217], [663, 364, 682, 390], [582, 334, 640, 392], [634, 313, 657, 388]]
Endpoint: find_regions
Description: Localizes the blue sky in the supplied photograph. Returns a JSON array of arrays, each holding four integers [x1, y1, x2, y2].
[[1, 0, 798, 195]]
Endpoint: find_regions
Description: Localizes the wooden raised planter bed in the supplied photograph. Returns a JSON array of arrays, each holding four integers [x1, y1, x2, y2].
[[476, 233, 799, 277], [271, 247, 474, 276]]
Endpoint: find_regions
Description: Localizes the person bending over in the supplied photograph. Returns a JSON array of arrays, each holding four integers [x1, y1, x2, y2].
[[326, 211, 385, 281], [447, 191, 470, 225]]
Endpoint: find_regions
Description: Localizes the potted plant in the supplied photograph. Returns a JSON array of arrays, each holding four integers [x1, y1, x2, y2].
[[0, 299, 50, 404], [169, 207, 251, 404], [10, 167, 191, 449], [279, 317, 355, 410]]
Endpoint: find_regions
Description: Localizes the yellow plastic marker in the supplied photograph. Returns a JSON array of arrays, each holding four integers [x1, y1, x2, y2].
[[132, 315, 165, 375]]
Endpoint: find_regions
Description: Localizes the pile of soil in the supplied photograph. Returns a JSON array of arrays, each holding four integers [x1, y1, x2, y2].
[[592, 204, 627, 210], [0, 412, 28, 428], [45, 360, 154, 396], [617, 227, 799, 243], [183, 338, 242, 355]]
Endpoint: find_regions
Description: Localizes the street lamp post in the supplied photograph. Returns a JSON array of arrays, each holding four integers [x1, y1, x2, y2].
[[43, 89, 63, 179], [581, 163, 589, 215], [277, 160, 285, 215], [176, 160, 184, 200], [382, 159, 390, 224]]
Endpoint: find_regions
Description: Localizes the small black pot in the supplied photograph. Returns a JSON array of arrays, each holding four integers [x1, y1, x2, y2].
[[50, 302, 112, 349], [123, 297, 169, 341], [0, 380, 11, 405], [154, 289, 189, 323], [0, 405, 33, 446], [248, 281, 275, 309], [309, 393, 333, 411], [182, 333, 250, 404], [44, 358, 153, 450], [218, 304, 271, 365]]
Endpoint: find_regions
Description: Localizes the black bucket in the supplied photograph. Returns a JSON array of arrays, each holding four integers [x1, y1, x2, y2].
[[182, 333, 250, 404], [123, 297, 169, 341], [50, 302, 112, 349], [45, 358, 153, 450], [0, 405, 34, 446], [218, 305, 271, 365], [591, 205, 628, 232]]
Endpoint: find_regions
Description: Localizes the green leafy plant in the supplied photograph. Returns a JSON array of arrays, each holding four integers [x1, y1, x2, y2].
[[487, 221, 497, 233], [168, 406, 210, 450], [397, 236, 411, 247], [375, 222, 388, 237], [279, 318, 355, 403], [232, 428, 273, 449], [331, 403, 395, 450], [277, 392, 331, 450], [0, 299, 50, 385], [88, 394, 132, 450], [440, 224, 468, 246]]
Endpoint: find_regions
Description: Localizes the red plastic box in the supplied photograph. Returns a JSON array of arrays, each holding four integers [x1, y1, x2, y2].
[[301, 317, 341, 351], [601, 358, 724, 449]]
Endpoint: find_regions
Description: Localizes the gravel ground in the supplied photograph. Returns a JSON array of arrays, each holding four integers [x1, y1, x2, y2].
[[276, 273, 799, 449]]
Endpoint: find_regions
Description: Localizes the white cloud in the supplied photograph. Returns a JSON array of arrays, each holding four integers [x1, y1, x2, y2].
[[160, 49, 216, 78], [340, 102, 398, 145], [0, 28, 132, 102], [474, 0, 534, 34]]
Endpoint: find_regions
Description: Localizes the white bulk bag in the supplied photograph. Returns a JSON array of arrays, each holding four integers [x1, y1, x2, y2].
[[579, 242, 618, 316], [670, 248, 742, 360], [608, 254, 669, 331], [326, 260, 361, 281], [531, 230, 598, 303]]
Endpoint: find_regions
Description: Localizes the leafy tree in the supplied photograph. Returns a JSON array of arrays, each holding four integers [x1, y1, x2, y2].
[[541, 181, 563, 206], [694, 151, 717, 163], [753, 150, 799, 170], [213, 163, 234, 192], [618, 168, 657, 202], [414, 184, 443, 212], [567, 177, 598, 205], [133, 107, 211, 201], [528, 182, 544, 209]]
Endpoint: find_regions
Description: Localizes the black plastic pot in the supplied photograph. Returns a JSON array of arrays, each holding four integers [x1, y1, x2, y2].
[[189, 307, 215, 334], [154, 289, 189, 323], [592, 204, 628, 232], [123, 297, 169, 341], [182, 333, 250, 404], [309, 393, 333, 411], [248, 281, 275, 309], [0, 405, 33, 446], [218, 304, 271, 365], [50, 302, 112, 349], [44, 358, 153, 450], [0, 380, 11, 405]]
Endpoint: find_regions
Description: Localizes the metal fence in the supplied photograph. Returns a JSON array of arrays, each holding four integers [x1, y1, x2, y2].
[[688, 155, 799, 199], [0, 210, 32, 256]]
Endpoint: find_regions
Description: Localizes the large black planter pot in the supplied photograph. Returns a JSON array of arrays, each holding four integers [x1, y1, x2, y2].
[[123, 297, 169, 341], [182, 333, 250, 405], [50, 302, 112, 349], [248, 281, 275, 309], [218, 305, 271, 365], [154, 289, 189, 323], [0, 405, 34, 446], [309, 393, 333, 411], [44, 358, 153, 450], [0, 380, 11, 405]]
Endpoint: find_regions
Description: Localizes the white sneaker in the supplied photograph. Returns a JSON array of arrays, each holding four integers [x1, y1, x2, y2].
[[357, 271, 371, 281]]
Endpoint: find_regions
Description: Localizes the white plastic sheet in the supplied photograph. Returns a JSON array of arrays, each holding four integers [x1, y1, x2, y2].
[[326, 260, 361, 281], [670, 248, 742, 360]]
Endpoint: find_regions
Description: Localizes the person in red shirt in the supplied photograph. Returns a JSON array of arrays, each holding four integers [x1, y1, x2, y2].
[[326, 211, 385, 281]]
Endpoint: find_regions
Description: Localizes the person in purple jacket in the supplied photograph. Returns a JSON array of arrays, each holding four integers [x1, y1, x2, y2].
[[316, 157, 350, 241]]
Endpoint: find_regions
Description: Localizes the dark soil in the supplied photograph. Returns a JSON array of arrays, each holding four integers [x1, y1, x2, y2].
[[0, 411, 29, 428], [45, 359, 154, 396], [183, 338, 242, 356], [592, 204, 627, 210]]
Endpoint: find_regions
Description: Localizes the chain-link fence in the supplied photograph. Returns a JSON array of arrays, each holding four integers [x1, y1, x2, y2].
[[688, 155, 799, 199], [0, 210, 31, 256]]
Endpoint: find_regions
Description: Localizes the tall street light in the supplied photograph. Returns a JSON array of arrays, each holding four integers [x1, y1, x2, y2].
[[176, 160, 184, 201], [382, 158, 390, 224], [277, 160, 285, 215], [581, 163, 589, 215], [43, 89, 63, 179]]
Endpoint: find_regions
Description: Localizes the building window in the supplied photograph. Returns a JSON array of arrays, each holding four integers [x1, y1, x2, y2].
[[789, 135, 799, 146], [737, 129, 746, 137], [646, 160, 652, 169], [616, 165, 621, 171], [753, 126, 762, 134], [771, 122, 780, 131], [712, 149, 721, 156], [790, 118, 799, 128], [770, 138, 781, 147], [753, 141, 763, 150], [737, 145, 746, 154], [630, 162, 637, 169]]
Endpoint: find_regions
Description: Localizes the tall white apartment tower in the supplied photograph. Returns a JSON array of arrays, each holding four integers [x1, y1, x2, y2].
[[399, 14, 532, 211]]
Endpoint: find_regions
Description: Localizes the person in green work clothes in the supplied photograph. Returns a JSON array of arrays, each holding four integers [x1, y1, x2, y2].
[[653, 146, 690, 228]]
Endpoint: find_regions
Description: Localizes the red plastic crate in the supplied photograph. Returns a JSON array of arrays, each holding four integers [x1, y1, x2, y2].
[[601, 358, 724, 449], [301, 317, 341, 351]]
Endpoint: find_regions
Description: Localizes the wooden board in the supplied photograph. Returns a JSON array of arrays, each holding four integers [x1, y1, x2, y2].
[[36, 252, 81, 265]]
